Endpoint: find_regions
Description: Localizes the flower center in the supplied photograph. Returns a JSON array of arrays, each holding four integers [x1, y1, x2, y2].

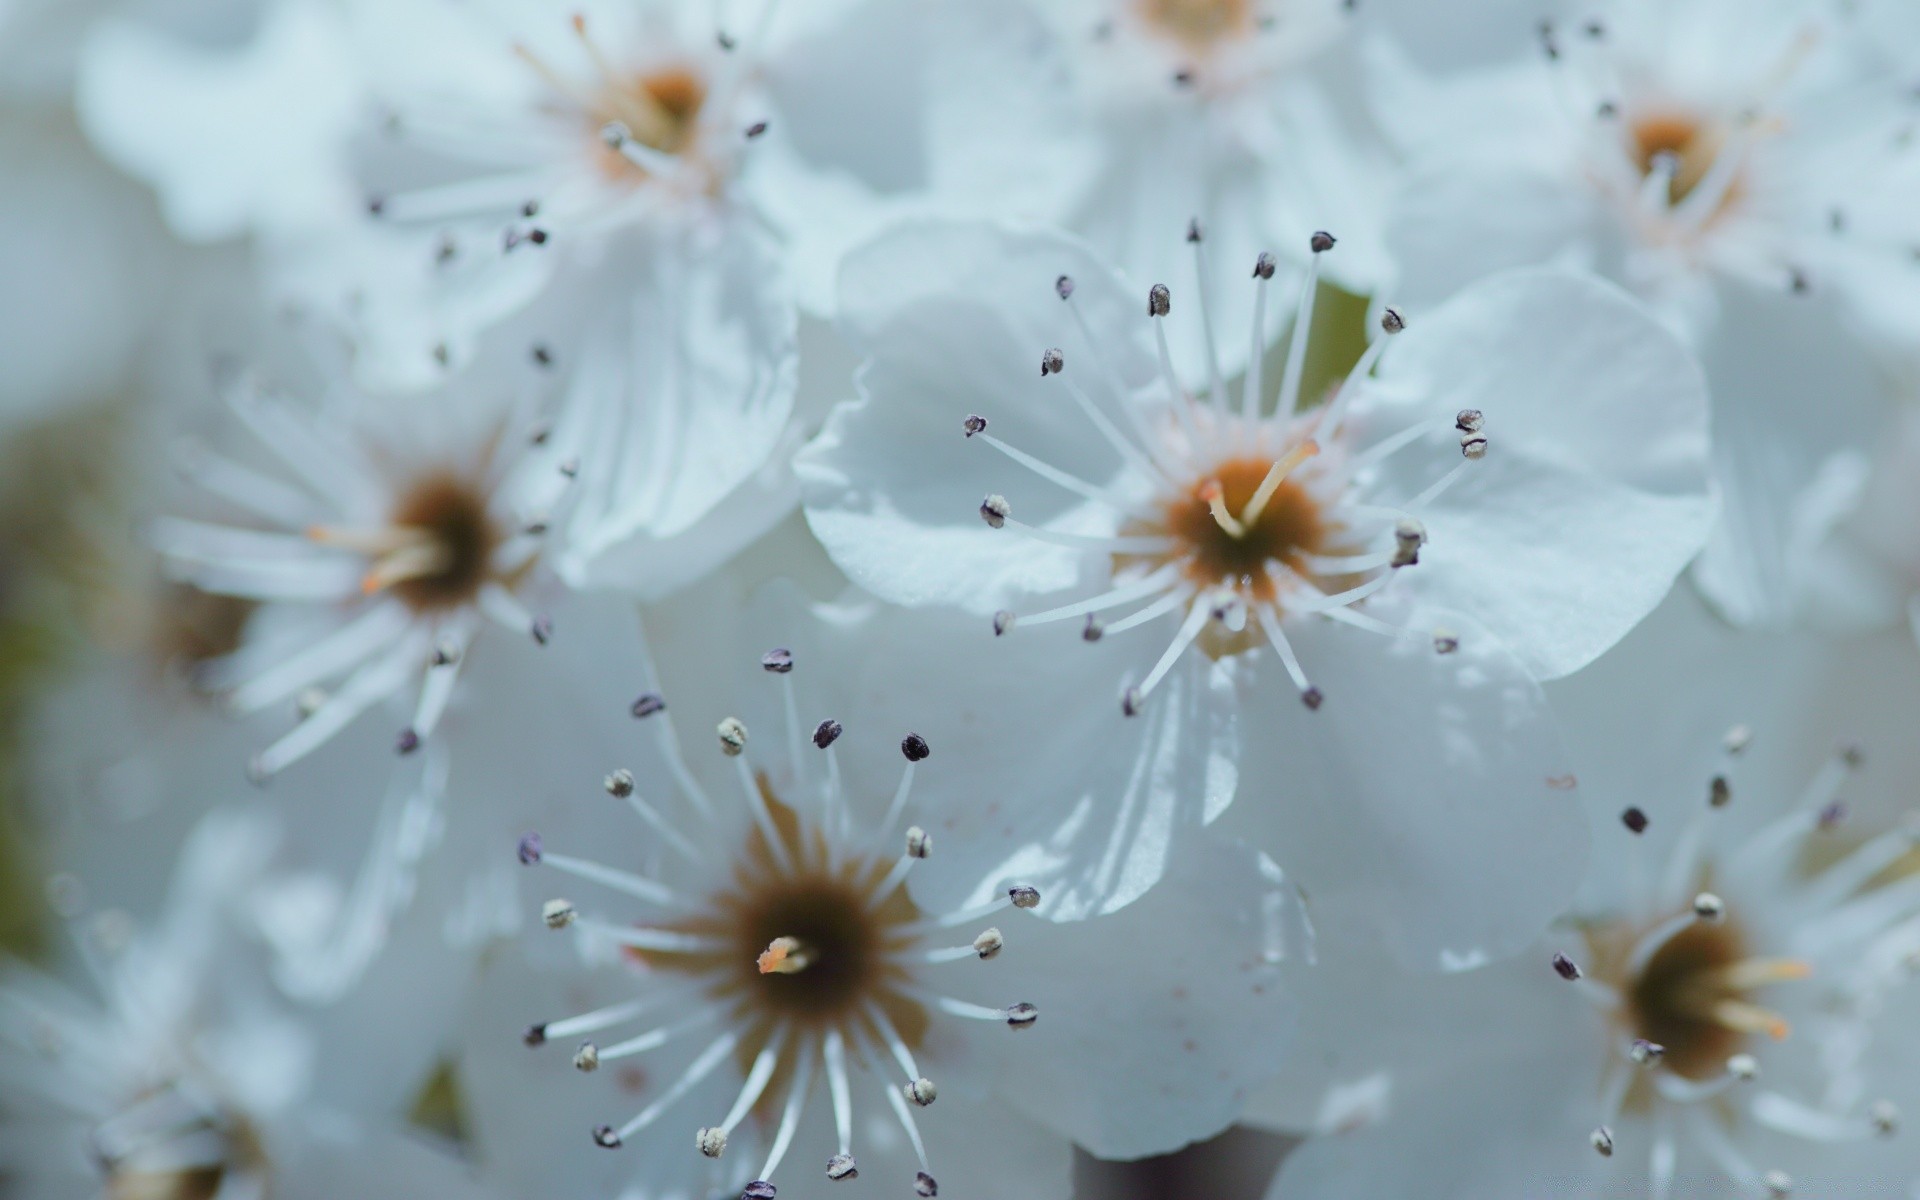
[[589, 65, 708, 176], [1145, 453, 1331, 605], [1137, 0, 1255, 52], [381, 471, 503, 613], [1626, 110, 1740, 211], [637, 789, 928, 1051], [1595, 913, 1806, 1085]]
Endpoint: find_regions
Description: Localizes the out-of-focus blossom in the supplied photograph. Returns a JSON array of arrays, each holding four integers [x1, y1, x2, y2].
[[153, 362, 574, 780], [468, 586, 1302, 1199], [1257, 728, 1920, 1198], [922, 0, 1394, 381], [799, 219, 1712, 953], [0, 809, 495, 1200], [1376, 0, 1920, 343]]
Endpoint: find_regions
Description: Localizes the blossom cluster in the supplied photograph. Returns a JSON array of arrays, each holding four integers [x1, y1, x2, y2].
[[2, 0, 1919, 1198]]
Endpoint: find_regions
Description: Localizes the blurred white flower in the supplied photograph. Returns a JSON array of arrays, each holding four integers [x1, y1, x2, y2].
[[154, 365, 572, 780], [923, 0, 1394, 380], [480, 587, 1302, 1199], [1257, 731, 1920, 1198], [0, 810, 494, 1200], [798, 219, 1713, 953], [1378, 0, 1920, 342]]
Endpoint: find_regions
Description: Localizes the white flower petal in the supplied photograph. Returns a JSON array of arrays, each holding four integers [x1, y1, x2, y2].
[[1368, 267, 1716, 680], [1222, 609, 1588, 971]]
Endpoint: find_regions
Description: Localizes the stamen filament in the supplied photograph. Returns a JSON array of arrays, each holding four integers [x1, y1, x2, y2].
[[1002, 517, 1175, 554], [542, 997, 655, 1041], [541, 851, 680, 907], [1057, 374, 1179, 489], [1012, 564, 1181, 627], [1243, 261, 1271, 419], [1239, 439, 1320, 529], [1408, 459, 1473, 509], [879, 1065, 933, 1170], [733, 756, 795, 875], [1152, 317, 1207, 455], [1314, 334, 1392, 442], [714, 1028, 787, 1134], [598, 1008, 720, 1062], [824, 1029, 855, 1156], [1253, 603, 1315, 697], [867, 854, 918, 912], [864, 1000, 924, 1083], [578, 918, 725, 956], [1343, 417, 1454, 477], [612, 1029, 741, 1140], [978, 432, 1154, 517], [756, 1035, 814, 1180], [1202, 481, 1246, 538], [1709, 999, 1790, 1039], [1190, 235, 1228, 411], [1101, 587, 1193, 637], [1275, 253, 1322, 421], [1134, 597, 1214, 700], [1706, 958, 1812, 991], [1062, 300, 1186, 482]]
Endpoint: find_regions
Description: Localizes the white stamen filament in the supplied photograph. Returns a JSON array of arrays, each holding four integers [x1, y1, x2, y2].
[[1061, 300, 1187, 483], [1013, 564, 1182, 628], [1001, 517, 1175, 554], [1251, 601, 1315, 691], [1056, 373, 1179, 489], [756, 1036, 815, 1181], [864, 1000, 924, 1085], [732, 755, 795, 875], [978, 432, 1155, 517], [1239, 439, 1320, 530], [868, 853, 919, 911], [1243, 261, 1271, 419], [1626, 908, 1707, 979], [713, 1028, 787, 1137], [577, 918, 725, 956], [1190, 235, 1228, 411], [1100, 586, 1192, 637], [612, 1029, 740, 1141], [879, 1066, 933, 1171], [539, 852, 680, 907], [1407, 459, 1475, 509], [1151, 313, 1207, 452], [1134, 597, 1215, 700], [825, 1029, 855, 1157], [1276, 252, 1323, 420], [1314, 333, 1393, 442], [595, 1007, 721, 1064], [541, 997, 655, 1041], [870, 760, 918, 854]]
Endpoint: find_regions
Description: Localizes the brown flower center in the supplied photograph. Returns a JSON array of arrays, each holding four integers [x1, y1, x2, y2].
[[1119, 450, 1343, 625], [635, 787, 928, 1083], [1138, 0, 1255, 52], [383, 472, 503, 613], [1627, 111, 1739, 211], [1589, 911, 1806, 1089], [596, 66, 707, 160]]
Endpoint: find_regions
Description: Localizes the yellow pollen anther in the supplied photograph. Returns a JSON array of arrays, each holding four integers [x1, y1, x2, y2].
[[757, 936, 814, 976], [1239, 439, 1319, 530]]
